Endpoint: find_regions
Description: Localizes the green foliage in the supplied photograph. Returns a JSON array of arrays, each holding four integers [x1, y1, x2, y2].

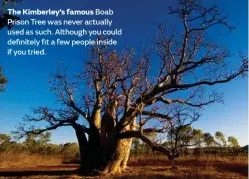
[[203, 133, 216, 147], [0, 133, 10, 144], [175, 125, 193, 145], [215, 131, 226, 147], [0, 131, 243, 158], [61, 142, 79, 156], [0, 134, 12, 152], [0, 133, 79, 158], [227, 136, 240, 157], [168, 126, 204, 149], [131, 133, 158, 155], [23, 132, 52, 153], [132, 127, 244, 158], [24, 132, 51, 146], [228, 136, 239, 147]]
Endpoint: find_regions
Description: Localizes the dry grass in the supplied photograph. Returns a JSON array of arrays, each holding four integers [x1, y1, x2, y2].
[[126, 155, 248, 178], [0, 153, 247, 178], [129, 154, 248, 165], [0, 152, 64, 168]]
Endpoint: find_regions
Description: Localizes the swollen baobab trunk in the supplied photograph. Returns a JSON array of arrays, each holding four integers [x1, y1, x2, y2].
[[75, 126, 134, 174], [103, 119, 135, 174], [104, 138, 133, 174]]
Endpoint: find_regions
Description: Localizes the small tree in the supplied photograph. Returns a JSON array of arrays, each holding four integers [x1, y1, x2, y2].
[[0, 134, 12, 152], [228, 136, 240, 157], [203, 133, 216, 148], [228, 136, 239, 147], [23, 132, 51, 153], [192, 129, 204, 155], [215, 131, 226, 146], [215, 131, 226, 156], [61, 142, 79, 157], [168, 126, 204, 155], [0, 133, 10, 144]]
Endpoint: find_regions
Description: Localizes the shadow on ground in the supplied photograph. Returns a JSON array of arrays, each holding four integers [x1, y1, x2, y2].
[[0, 165, 79, 177], [216, 162, 248, 177]]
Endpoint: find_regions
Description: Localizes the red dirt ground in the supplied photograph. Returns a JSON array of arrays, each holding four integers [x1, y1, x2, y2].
[[0, 159, 247, 178]]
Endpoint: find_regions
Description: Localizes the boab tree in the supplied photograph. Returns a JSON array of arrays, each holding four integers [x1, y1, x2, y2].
[[15, 0, 247, 175]]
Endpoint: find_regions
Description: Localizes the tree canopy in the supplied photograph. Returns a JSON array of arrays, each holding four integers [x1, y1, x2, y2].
[[228, 136, 239, 148]]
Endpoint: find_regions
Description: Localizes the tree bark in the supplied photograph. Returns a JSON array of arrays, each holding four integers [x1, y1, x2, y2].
[[73, 126, 90, 173], [120, 138, 132, 170], [103, 138, 132, 174], [103, 118, 135, 174], [73, 115, 135, 175]]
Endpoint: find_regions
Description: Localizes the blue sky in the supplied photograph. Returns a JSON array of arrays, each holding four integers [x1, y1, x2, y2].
[[0, 0, 248, 146]]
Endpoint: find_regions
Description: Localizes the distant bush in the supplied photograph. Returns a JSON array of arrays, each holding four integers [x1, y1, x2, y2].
[[0, 133, 79, 159]]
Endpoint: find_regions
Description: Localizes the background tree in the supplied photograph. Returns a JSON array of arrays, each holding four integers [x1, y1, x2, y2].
[[0, 66, 7, 92], [0, 134, 12, 152], [61, 142, 80, 158], [138, 132, 158, 154], [227, 136, 240, 157], [0, 133, 10, 144], [14, 0, 248, 175], [0, 134, 23, 153], [228, 136, 239, 148], [191, 129, 204, 155], [0, 132, 81, 157], [215, 131, 226, 146], [23, 132, 52, 153], [203, 133, 216, 148], [215, 131, 226, 156], [167, 126, 204, 155]]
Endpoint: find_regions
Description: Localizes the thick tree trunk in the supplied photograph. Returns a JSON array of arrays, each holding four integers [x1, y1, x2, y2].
[[74, 126, 91, 174], [74, 114, 135, 175], [120, 138, 132, 170], [75, 128, 132, 175], [103, 118, 135, 174], [103, 138, 132, 174], [74, 125, 102, 175]]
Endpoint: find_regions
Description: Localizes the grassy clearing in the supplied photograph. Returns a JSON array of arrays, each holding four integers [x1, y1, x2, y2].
[[126, 155, 248, 178], [0, 153, 247, 178], [0, 152, 64, 168]]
